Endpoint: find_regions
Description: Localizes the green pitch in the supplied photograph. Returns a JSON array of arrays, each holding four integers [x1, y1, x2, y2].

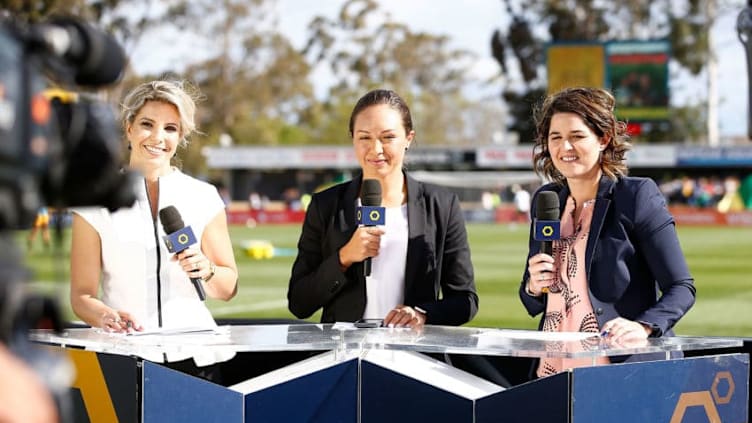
[[20, 223, 752, 337]]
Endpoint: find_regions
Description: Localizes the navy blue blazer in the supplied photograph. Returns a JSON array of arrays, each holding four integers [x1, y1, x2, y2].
[[288, 172, 478, 325], [520, 176, 696, 359]]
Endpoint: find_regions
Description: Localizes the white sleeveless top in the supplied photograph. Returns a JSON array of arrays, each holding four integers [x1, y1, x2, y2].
[[73, 169, 233, 365]]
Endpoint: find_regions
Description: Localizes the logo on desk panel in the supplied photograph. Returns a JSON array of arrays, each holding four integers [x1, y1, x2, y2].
[[669, 371, 736, 423], [68, 349, 119, 422]]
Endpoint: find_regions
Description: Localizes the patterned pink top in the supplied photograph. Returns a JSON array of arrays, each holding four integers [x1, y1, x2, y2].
[[537, 196, 609, 378]]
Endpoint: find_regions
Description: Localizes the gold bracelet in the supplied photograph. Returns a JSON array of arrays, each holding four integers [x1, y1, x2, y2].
[[205, 262, 217, 282]]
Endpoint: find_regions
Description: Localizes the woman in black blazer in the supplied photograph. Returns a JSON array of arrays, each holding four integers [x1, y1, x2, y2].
[[288, 89, 478, 329], [521, 87, 695, 377]]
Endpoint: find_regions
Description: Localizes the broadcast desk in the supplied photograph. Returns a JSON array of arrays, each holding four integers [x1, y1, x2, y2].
[[31, 324, 748, 422]]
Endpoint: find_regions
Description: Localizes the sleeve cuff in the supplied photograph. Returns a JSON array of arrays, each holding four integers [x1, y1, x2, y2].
[[638, 320, 660, 337]]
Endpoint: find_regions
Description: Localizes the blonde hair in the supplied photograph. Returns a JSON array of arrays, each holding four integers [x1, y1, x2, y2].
[[121, 80, 202, 147]]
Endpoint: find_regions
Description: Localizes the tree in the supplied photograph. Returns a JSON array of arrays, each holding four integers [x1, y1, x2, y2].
[[4, 0, 317, 174], [146, 0, 317, 174], [491, 0, 719, 144], [303, 0, 485, 146], [1, 0, 190, 86]]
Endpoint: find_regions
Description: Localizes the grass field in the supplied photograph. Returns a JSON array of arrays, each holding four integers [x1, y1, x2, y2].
[[19, 223, 752, 337]]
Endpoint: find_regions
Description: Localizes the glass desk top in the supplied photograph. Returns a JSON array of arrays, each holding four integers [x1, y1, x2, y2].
[[29, 323, 743, 361]]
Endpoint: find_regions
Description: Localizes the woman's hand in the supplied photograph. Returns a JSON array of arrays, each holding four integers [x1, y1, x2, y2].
[[100, 310, 142, 333], [525, 253, 556, 296], [338, 226, 385, 269], [383, 305, 426, 329], [176, 247, 214, 281], [600, 317, 651, 343]]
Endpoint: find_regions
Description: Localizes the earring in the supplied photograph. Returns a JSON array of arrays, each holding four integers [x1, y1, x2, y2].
[[127, 143, 132, 150]]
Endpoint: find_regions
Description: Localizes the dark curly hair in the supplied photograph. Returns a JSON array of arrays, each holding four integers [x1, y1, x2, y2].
[[532, 87, 631, 184]]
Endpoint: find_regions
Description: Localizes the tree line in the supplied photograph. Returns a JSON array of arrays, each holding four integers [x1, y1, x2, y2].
[[2, 0, 726, 175]]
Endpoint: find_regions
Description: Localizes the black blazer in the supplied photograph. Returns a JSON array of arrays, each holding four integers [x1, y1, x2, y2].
[[520, 176, 696, 363], [288, 172, 478, 325]]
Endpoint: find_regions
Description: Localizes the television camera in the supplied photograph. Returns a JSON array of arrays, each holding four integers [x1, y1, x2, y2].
[[0, 14, 137, 421]]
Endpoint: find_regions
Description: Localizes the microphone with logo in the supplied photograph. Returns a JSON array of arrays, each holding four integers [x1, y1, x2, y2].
[[358, 179, 385, 277], [159, 205, 206, 301], [533, 191, 561, 293]]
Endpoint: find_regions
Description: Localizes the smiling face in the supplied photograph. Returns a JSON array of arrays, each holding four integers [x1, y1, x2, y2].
[[547, 112, 608, 183], [126, 100, 181, 175], [352, 104, 414, 180]]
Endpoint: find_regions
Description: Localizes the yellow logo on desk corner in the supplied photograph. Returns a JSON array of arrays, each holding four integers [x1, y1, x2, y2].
[[670, 371, 735, 422]]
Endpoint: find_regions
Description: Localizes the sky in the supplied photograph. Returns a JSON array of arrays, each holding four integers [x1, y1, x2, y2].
[[132, 0, 750, 138]]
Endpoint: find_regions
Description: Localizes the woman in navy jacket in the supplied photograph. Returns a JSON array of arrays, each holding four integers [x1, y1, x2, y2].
[[288, 89, 478, 329], [520, 87, 695, 376]]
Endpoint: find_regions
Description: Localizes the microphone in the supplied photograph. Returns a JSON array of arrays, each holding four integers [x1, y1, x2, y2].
[[158, 206, 206, 301], [358, 179, 385, 277], [533, 191, 560, 256], [30, 17, 126, 86]]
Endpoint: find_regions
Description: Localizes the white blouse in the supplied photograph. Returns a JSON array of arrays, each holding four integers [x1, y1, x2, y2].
[[362, 204, 409, 319], [73, 169, 233, 365]]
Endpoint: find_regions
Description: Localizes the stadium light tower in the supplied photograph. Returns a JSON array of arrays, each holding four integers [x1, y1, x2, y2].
[[738, 0, 752, 140]]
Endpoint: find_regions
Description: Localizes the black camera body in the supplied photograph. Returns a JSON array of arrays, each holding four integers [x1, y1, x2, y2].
[[0, 17, 136, 230], [0, 15, 136, 421]]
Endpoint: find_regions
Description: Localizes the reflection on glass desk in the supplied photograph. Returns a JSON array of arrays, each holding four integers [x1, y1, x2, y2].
[[29, 324, 743, 362]]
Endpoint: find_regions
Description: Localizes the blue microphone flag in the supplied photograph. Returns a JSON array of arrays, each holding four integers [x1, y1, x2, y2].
[[162, 226, 197, 253], [357, 206, 385, 225], [534, 219, 560, 242]]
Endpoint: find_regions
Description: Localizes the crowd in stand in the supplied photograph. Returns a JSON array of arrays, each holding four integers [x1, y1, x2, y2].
[[658, 174, 752, 212]]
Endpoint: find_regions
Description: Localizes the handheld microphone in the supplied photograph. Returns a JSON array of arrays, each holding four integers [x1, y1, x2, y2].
[[158, 206, 206, 301], [533, 191, 560, 256], [358, 179, 385, 277]]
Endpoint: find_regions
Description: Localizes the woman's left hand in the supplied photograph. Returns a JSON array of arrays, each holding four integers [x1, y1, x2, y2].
[[600, 317, 652, 342], [383, 305, 426, 329]]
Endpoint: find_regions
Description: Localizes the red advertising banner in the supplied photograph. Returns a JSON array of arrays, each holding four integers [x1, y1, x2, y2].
[[228, 209, 306, 225], [228, 207, 752, 227], [669, 207, 752, 226]]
